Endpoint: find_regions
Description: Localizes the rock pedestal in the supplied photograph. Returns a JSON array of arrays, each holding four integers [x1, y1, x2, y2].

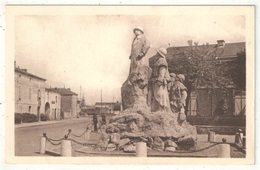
[[96, 111, 197, 153], [121, 65, 152, 113], [96, 55, 197, 153]]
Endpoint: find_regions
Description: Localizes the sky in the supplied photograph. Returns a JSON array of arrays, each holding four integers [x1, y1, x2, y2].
[[14, 15, 245, 105]]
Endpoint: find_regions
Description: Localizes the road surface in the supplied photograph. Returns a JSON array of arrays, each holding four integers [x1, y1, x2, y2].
[[15, 117, 93, 156]]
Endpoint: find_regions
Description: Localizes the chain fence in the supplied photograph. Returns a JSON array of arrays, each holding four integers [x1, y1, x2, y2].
[[41, 126, 245, 156]]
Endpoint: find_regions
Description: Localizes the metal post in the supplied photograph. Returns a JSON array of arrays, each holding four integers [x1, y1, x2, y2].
[[84, 129, 91, 141], [136, 142, 147, 157], [218, 143, 230, 158], [61, 140, 72, 156], [239, 129, 243, 142], [40, 136, 46, 154], [235, 132, 242, 144]]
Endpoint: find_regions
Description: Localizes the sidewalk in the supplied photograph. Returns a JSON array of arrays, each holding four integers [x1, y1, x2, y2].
[[15, 117, 92, 129]]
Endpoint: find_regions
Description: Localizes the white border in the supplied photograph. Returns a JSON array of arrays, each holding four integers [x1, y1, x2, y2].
[[0, 1, 259, 170]]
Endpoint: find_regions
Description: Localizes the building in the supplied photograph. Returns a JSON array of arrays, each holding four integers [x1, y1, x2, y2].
[[150, 40, 246, 122], [48, 88, 78, 119], [81, 106, 96, 116], [15, 65, 46, 121], [95, 102, 122, 114], [45, 88, 61, 120]]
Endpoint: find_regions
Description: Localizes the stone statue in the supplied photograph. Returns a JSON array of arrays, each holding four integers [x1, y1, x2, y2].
[[167, 73, 177, 93], [129, 27, 150, 74], [169, 74, 188, 121], [105, 30, 198, 153], [121, 27, 152, 112], [148, 48, 171, 112]]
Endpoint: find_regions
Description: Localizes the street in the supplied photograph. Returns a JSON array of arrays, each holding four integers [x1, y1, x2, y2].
[[15, 117, 93, 156], [15, 117, 244, 158]]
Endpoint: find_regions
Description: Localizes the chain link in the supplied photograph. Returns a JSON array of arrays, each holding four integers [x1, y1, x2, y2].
[[71, 129, 88, 138], [46, 137, 62, 146]]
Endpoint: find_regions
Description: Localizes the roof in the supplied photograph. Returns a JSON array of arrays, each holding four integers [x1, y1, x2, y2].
[[15, 67, 46, 81], [95, 102, 120, 105], [47, 88, 78, 96], [167, 42, 245, 59], [45, 88, 61, 95]]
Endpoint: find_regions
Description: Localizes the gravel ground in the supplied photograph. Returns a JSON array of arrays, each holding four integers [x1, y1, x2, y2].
[[48, 132, 245, 158]]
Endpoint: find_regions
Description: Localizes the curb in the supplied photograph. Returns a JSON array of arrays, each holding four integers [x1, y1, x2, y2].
[[15, 117, 91, 129]]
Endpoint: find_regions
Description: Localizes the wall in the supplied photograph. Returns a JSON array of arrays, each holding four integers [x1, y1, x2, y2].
[[15, 71, 46, 119], [187, 88, 234, 116], [71, 95, 78, 118], [61, 94, 78, 119], [95, 103, 115, 114], [45, 90, 61, 120]]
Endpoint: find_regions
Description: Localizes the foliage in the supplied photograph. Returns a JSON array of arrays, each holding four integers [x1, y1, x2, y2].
[[167, 40, 241, 95], [40, 113, 48, 121], [15, 113, 23, 124], [22, 113, 38, 123], [113, 103, 121, 111]]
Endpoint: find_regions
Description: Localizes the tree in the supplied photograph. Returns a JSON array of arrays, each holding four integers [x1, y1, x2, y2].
[[167, 41, 238, 113]]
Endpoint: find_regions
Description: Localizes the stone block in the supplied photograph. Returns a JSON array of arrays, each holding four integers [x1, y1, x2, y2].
[[110, 133, 121, 145], [118, 138, 130, 148], [123, 144, 136, 153]]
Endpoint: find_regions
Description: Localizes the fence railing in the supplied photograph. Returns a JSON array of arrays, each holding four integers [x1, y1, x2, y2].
[[39, 126, 246, 157]]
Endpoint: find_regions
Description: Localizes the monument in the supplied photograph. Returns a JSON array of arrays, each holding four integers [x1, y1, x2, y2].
[[97, 28, 197, 153]]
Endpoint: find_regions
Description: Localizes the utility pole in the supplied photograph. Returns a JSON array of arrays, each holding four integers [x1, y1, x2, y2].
[[101, 89, 102, 113], [80, 86, 81, 100], [101, 89, 106, 124]]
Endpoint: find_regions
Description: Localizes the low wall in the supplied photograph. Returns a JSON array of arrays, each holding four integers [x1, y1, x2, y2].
[[187, 116, 245, 127], [195, 125, 245, 135]]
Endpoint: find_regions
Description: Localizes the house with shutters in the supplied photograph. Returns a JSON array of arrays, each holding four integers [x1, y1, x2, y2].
[[45, 88, 61, 120], [15, 64, 46, 121], [47, 87, 78, 119]]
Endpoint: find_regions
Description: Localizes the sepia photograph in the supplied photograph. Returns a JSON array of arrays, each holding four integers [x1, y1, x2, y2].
[[4, 5, 255, 165]]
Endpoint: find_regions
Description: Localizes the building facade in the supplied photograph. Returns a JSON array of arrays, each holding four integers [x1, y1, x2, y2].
[[48, 88, 78, 119], [95, 102, 122, 114], [149, 40, 246, 120], [45, 88, 61, 120], [15, 66, 46, 120]]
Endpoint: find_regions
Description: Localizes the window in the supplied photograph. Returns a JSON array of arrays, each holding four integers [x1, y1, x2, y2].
[[187, 92, 198, 116], [234, 91, 246, 115], [28, 106, 31, 113], [18, 85, 21, 100], [29, 77, 32, 81], [38, 90, 41, 99], [56, 96, 57, 103]]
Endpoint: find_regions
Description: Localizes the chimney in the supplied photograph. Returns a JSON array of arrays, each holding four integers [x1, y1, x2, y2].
[[217, 40, 225, 48]]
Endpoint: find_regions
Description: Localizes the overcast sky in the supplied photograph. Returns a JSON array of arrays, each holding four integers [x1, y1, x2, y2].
[[15, 15, 245, 105]]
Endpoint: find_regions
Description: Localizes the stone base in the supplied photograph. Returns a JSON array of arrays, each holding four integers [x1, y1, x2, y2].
[[96, 111, 197, 152]]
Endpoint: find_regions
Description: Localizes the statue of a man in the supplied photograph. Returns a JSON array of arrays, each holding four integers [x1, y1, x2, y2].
[[149, 48, 171, 112], [169, 74, 188, 114], [129, 27, 150, 74]]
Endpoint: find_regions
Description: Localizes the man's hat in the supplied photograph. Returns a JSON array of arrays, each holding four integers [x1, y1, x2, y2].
[[177, 74, 185, 83], [156, 48, 167, 58], [170, 73, 176, 78], [133, 27, 144, 34]]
